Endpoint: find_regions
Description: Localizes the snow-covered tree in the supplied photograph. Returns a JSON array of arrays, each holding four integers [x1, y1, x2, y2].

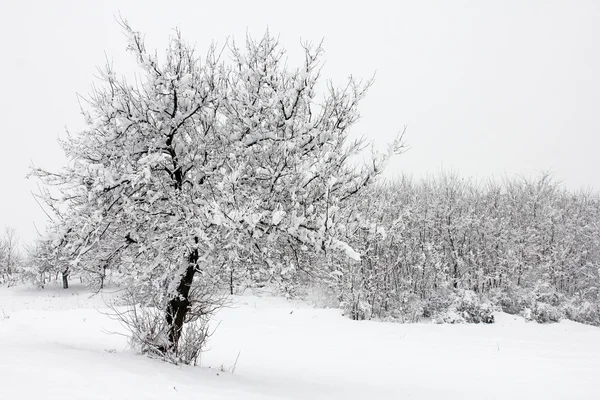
[[0, 227, 22, 285], [32, 21, 401, 355], [20, 236, 58, 287]]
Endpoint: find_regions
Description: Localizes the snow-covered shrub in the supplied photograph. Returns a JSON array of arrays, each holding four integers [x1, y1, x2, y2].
[[561, 300, 600, 326], [517, 285, 565, 323], [123, 306, 170, 356], [521, 307, 533, 321], [173, 319, 212, 366], [110, 302, 212, 365], [422, 290, 454, 319], [488, 287, 543, 315], [457, 292, 496, 323], [487, 287, 533, 315], [108, 286, 220, 365], [432, 309, 466, 324], [431, 290, 496, 324], [492, 285, 567, 324], [529, 302, 562, 323]]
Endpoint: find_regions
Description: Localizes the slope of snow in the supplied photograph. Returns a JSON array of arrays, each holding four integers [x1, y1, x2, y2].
[[1, 283, 599, 399]]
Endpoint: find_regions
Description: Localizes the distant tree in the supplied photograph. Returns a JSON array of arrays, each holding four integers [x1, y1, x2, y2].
[[21, 236, 57, 287], [0, 227, 21, 284], [32, 20, 402, 357]]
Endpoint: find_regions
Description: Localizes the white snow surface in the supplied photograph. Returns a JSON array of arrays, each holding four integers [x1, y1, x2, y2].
[[1, 283, 599, 399]]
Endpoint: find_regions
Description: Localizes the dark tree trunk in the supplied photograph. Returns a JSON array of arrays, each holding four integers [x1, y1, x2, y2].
[[162, 245, 199, 353], [62, 270, 69, 289], [100, 265, 107, 289], [453, 262, 459, 289]]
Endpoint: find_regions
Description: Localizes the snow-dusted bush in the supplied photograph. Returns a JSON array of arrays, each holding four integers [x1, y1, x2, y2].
[[488, 286, 537, 316], [455, 291, 496, 323], [493, 286, 570, 324], [561, 300, 600, 326], [422, 290, 454, 319], [108, 289, 215, 365], [120, 305, 170, 356], [431, 290, 496, 324], [528, 302, 562, 323], [171, 320, 212, 366], [432, 309, 466, 324], [121, 306, 210, 365]]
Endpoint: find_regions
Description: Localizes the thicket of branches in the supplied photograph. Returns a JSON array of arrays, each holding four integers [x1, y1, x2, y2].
[[324, 173, 600, 325]]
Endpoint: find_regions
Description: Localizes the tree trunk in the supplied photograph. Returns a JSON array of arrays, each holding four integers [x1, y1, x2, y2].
[[100, 265, 107, 289], [62, 270, 69, 289], [162, 246, 199, 353], [452, 262, 459, 289]]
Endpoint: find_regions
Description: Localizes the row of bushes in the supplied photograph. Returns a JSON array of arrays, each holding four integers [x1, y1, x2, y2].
[[340, 286, 600, 326]]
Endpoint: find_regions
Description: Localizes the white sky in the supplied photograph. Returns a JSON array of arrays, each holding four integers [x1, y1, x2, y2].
[[1, 0, 599, 245]]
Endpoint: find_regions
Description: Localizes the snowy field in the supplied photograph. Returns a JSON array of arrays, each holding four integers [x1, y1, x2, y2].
[[1, 284, 599, 400]]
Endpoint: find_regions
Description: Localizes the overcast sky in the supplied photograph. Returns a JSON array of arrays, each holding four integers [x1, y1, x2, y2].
[[1, 0, 599, 245]]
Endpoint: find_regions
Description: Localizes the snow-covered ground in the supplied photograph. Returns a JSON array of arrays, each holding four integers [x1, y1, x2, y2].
[[1, 283, 599, 399]]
